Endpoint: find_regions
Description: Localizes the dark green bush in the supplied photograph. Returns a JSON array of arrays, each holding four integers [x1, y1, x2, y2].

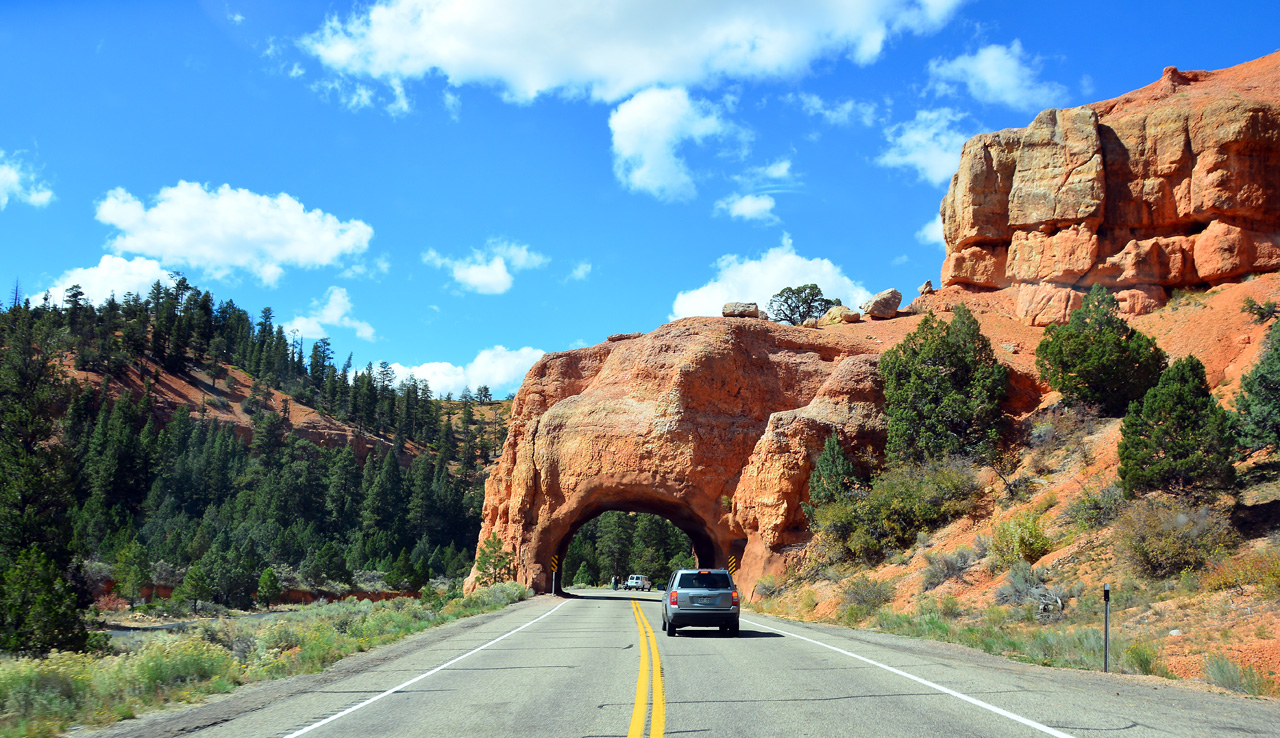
[[1236, 319, 1280, 450], [1035, 284, 1167, 416], [812, 458, 980, 564], [880, 304, 1008, 463], [990, 513, 1053, 568], [1119, 356, 1236, 500], [1115, 499, 1238, 578]]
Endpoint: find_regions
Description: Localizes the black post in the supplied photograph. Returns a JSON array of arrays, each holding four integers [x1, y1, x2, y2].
[[1103, 583, 1111, 673]]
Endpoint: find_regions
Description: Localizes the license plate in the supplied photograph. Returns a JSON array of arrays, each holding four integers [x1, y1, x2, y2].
[[695, 596, 715, 604]]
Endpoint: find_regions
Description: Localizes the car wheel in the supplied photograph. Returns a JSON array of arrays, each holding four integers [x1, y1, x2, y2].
[[666, 624, 676, 637], [727, 622, 740, 637]]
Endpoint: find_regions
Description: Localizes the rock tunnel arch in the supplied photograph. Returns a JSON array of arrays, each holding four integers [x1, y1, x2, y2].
[[547, 483, 740, 595], [467, 318, 888, 599]]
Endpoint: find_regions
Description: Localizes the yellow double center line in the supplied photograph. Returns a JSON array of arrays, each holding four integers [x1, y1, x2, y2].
[[627, 599, 665, 738]]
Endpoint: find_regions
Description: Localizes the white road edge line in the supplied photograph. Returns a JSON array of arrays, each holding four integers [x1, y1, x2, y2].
[[283, 599, 570, 738], [742, 618, 1076, 738]]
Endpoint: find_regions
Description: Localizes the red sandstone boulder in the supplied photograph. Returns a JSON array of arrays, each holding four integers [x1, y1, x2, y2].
[[468, 318, 884, 598], [941, 52, 1280, 322]]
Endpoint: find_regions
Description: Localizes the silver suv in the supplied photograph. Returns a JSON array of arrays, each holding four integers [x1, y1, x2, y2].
[[661, 569, 739, 637]]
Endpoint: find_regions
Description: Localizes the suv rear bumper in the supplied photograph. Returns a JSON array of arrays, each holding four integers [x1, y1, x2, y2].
[[667, 609, 739, 628]]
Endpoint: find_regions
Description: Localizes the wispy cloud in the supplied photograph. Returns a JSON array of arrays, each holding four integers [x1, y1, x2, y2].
[[422, 239, 549, 294]]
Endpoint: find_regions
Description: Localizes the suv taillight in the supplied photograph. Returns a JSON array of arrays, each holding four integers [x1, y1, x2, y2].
[[670, 590, 679, 606], [731, 590, 739, 606]]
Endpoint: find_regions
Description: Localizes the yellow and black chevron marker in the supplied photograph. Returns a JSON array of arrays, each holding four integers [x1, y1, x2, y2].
[[550, 555, 559, 573], [727, 555, 737, 574]]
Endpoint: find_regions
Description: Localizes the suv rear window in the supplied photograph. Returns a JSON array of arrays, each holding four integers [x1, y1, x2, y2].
[[676, 572, 732, 589]]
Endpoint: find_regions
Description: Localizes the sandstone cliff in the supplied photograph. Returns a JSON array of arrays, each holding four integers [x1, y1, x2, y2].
[[941, 52, 1280, 324]]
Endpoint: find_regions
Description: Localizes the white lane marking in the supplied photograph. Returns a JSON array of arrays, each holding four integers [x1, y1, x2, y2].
[[742, 618, 1076, 738], [283, 600, 570, 738]]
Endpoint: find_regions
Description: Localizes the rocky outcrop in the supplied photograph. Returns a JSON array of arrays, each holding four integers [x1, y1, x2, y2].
[[820, 305, 860, 325], [469, 318, 885, 597], [941, 53, 1280, 323], [860, 289, 903, 318], [723, 302, 763, 318]]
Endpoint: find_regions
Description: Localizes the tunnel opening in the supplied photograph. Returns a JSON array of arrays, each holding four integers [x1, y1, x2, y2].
[[550, 497, 721, 596]]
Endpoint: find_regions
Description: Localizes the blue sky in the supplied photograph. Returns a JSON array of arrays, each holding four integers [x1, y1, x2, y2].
[[2, 1, 1276, 397]]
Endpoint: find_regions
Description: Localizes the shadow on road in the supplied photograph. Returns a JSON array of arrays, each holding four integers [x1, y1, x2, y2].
[[672, 628, 782, 639], [562, 592, 665, 603]]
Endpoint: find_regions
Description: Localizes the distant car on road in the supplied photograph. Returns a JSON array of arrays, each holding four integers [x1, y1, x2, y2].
[[661, 568, 739, 637], [623, 574, 652, 591]]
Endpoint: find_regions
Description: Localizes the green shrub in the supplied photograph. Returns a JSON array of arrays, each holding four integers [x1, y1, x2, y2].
[[812, 458, 980, 563], [1122, 642, 1172, 677], [1034, 284, 1167, 416], [995, 562, 1070, 621], [938, 594, 962, 618], [880, 304, 1008, 463], [1204, 653, 1274, 695], [1119, 356, 1236, 500], [1115, 499, 1238, 578], [922, 548, 976, 591], [1064, 484, 1128, 529], [1236, 319, 1280, 450], [990, 514, 1053, 568], [837, 575, 894, 623], [0, 547, 90, 655]]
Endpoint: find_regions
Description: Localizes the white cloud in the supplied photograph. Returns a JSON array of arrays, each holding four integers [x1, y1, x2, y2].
[[288, 62, 305, 78], [927, 40, 1067, 112], [876, 108, 969, 186], [392, 344, 545, 396], [300, 0, 964, 104], [566, 261, 592, 281], [94, 180, 373, 286], [609, 87, 736, 202], [422, 239, 549, 294], [340, 253, 391, 279], [442, 90, 461, 121], [891, 254, 909, 265], [227, 9, 245, 25], [915, 214, 945, 249], [386, 79, 411, 115], [44, 255, 173, 306], [733, 158, 797, 190], [714, 193, 778, 224], [790, 92, 876, 125], [670, 232, 870, 319], [0, 150, 54, 209], [346, 84, 374, 110], [1080, 74, 1095, 98], [283, 286, 376, 341]]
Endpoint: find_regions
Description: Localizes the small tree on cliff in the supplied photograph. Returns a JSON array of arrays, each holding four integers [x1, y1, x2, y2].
[[879, 304, 1008, 464], [474, 533, 515, 587], [1119, 356, 1236, 500], [768, 284, 840, 325], [1035, 284, 1167, 416], [1236, 319, 1280, 450]]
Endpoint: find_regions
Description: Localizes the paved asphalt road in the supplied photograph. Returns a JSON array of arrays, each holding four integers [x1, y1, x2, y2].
[[91, 591, 1277, 738]]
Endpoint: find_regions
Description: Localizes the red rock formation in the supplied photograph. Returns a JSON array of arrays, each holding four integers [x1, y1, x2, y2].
[[941, 52, 1280, 323], [470, 318, 885, 598]]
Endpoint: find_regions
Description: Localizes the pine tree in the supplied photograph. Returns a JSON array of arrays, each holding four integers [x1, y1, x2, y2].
[[360, 448, 406, 562], [880, 304, 1008, 463], [1236, 320, 1280, 450], [573, 561, 593, 587], [1035, 284, 1167, 416], [1119, 356, 1236, 500], [594, 512, 634, 581], [0, 547, 89, 655], [807, 433, 862, 510], [474, 533, 514, 586], [0, 308, 76, 570], [257, 567, 281, 608]]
